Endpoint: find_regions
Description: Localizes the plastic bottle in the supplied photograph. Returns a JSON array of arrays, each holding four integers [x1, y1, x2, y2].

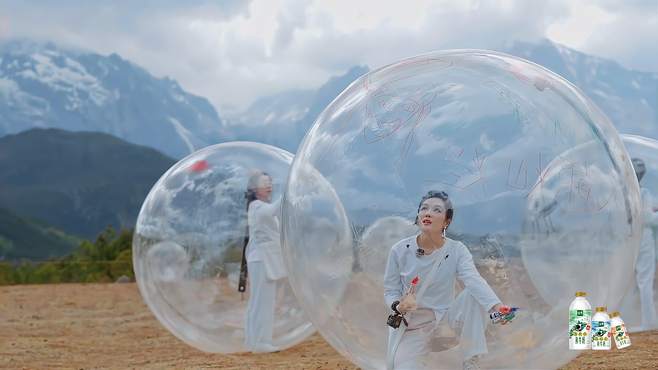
[[610, 311, 631, 349], [490, 306, 519, 324], [569, 291, 592, 350], [591, 307, 611, 350]]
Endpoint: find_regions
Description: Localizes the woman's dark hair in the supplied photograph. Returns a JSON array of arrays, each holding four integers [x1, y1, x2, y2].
[[415, 190, 454, 224]]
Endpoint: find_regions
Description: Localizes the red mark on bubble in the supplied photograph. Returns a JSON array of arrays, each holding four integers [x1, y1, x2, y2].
[[189, 160, 209, 173]]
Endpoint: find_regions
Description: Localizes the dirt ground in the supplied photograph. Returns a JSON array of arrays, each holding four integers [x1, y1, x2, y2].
[[1, 283, 656, 370]]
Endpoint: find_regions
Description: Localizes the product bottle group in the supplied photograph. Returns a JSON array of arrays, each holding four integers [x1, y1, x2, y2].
[[568, 291, 631, 350]]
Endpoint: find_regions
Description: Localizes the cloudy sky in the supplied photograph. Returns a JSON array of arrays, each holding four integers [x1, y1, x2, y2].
[[1, 0, 656, 112]]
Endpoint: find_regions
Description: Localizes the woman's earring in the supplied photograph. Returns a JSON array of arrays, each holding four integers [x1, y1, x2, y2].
[[442, 226, 447, 237]]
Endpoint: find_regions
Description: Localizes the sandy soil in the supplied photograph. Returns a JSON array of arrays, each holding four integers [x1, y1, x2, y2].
[[1, 283, 656, 369]]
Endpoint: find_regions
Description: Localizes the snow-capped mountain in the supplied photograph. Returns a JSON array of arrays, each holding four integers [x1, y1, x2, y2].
[[225, 39, 657, 236], [224, 66, 369, 152], [1, 39, 655, 158], [0, 40, 227, 158], [228, 39, 657, 146], [224, 89, 315, 152], [507, 39, 658, 139]]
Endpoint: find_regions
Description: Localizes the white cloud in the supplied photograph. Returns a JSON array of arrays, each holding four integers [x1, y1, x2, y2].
[[0, 0, 655, 112], [546, 2, 617, 47], [547, 0, 658, 72], [584, 12, 658, 73]]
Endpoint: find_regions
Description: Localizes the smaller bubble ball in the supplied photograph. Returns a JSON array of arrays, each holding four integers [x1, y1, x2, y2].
[[133, 141, 313, 353]]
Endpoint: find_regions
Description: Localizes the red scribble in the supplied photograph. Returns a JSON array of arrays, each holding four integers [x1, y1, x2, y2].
[[526, 153, 553, 198], [432, 148, 488, 195], [361, 83, 437, 173], [506, 158, 529, 190]]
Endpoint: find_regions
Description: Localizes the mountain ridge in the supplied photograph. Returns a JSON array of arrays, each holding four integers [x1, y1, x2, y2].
[[0, 128, 176, 239], [0, 39, 227, 158]]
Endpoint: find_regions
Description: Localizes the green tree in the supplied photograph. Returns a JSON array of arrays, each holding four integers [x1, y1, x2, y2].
[[0, 226, 135, 285]]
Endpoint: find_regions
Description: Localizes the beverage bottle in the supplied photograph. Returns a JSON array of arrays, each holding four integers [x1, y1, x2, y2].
[[402, 276, 419, 311], [569, 291, 592, 350], [490, 306, 519, 324], [610, 311, 631, 349], [591, 307, 611, 350]]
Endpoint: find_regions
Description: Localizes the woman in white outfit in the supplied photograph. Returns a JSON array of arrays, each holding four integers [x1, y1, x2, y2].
[[384, 190, 513, 370], [631, 158, 658, 331], [244, 171, 287, 352]]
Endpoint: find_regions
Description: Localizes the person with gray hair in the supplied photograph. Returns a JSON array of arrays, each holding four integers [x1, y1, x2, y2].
[[631, 158, 658, 331], [243, 171, 287, 352]]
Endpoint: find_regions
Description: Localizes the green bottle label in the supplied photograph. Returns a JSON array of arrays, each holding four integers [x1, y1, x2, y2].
[[613, 324, 631, 347], [569, 309, 591, 345], [591, 320, 611, 348]]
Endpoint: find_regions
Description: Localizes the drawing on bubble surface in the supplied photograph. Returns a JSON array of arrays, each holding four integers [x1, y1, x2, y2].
[[361, 82, 436, 173], [358, 57, 457, 174]]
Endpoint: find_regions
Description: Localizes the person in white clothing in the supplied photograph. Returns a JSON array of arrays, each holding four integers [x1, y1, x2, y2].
[[384, 190, 513, 370], [631, 158, 658, 331], [243, 171, 288, 352]]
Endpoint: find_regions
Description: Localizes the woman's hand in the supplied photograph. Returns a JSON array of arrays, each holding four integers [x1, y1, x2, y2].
[[396, 277, 420, 314], [398, 292, 417, 313]]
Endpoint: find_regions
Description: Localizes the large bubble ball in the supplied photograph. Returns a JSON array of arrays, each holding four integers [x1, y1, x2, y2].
[[282, 50, 642, 369], [133, 142, 314, 353], [619, 134, 658, 330]]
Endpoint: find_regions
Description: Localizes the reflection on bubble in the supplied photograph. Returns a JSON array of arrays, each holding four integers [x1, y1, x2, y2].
[[358, 216, 418, 276], [147, 241, 189, 283]]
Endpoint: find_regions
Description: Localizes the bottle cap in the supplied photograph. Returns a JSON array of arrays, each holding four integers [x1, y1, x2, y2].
[[595, 306, 607, 312], [610, 311, 620, 318], [575, 291, 587, 297]]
